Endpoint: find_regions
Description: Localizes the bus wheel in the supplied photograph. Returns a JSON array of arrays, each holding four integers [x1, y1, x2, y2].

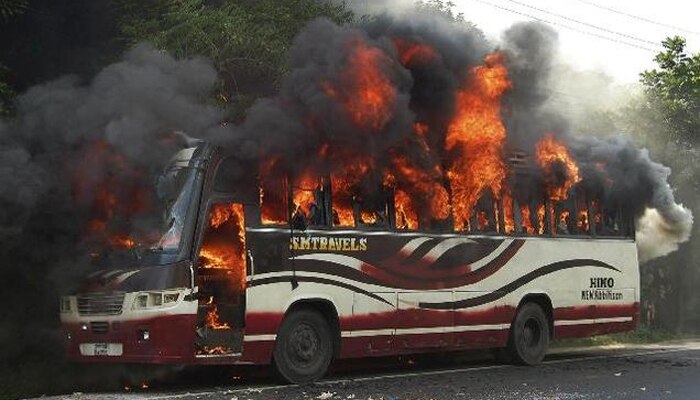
[[508, 302, 550, 365], [272, 308, 333, 384]]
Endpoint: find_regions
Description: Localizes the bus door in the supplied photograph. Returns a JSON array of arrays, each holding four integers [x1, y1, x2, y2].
[[194, 201, 247, 356]]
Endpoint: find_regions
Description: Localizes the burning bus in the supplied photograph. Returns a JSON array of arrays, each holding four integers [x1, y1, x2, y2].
[[57, 32, 649, 384], [60, 135, 640, 383]]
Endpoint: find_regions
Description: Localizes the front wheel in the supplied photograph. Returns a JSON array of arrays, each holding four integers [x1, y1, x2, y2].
[[272, 309, 333, 384], [508, 302, 550, 365]]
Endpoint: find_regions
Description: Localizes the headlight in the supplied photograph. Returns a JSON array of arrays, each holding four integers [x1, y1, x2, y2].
[[132, 290, 182, 310], [60, 296, 72, 313]]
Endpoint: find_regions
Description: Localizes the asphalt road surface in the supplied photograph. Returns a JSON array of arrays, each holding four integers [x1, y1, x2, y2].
[[37, 340, 700, 400]]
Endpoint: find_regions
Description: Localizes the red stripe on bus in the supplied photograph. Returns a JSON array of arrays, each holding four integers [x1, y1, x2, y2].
[[553, 303, 639, 320]]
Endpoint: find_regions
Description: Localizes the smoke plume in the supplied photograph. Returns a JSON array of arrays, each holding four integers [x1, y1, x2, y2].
[[0, 44, 224, 363]]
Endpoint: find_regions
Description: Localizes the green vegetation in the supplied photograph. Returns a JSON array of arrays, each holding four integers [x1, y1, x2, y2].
[[553, 326, 696, 348], [115, 0, 355, 117], [640, 37, 700, 146], [0, 63, 14, 118], [0, 0, 27, 22]]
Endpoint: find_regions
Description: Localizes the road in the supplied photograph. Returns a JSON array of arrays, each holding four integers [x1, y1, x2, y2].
[[37, 340, 700, 400]]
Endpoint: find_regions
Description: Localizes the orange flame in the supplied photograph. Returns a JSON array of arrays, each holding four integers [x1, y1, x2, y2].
[[445, 52, 511, 231], [322, 38, 397, 131], [393, 38, 439, 66], [394, 189, 418, 230], [502, 191, 515, 233], [292, 172, 321, 221], [260, 158, 288, 225], [390, 156, 450, 221], [198, 203, 246, 291], [205, 305, 230, 330], [108, 234, 137, 249], [537, 203, 546, 235], [535, 134, 582, 201], [520, 204, 535, 234]]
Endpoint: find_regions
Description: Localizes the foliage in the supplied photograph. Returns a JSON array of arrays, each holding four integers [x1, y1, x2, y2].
[[0, 0, 27, 22], [414, 0, 481, 36], [0, 63, 14, 118], [114, 0, 355, 117], [612, 37, 700, 333], [640, 36, 700, 146], [415, 0, 465, 23]]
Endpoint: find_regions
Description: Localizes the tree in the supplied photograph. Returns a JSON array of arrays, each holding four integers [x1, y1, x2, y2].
[[616, 37, 700, 333], [0, 0, 27, 22], [0, 0, 28, 117], [640, 36, 700, 147], [0, 63, 14, 117], [115, 0, 355, 118]]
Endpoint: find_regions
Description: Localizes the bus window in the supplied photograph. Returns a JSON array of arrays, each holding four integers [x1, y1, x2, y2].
[[575, 192, 590, 235], [357, 190, 391, 228], [555, 197, 575, 235], [331, 174, 356, 227], [260, 176, 288, 225], [291, 175, 328, 228], [394, 189, 418, 230]]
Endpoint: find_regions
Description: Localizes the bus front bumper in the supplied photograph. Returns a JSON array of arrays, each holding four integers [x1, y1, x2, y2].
[[62, 314, 198, 364]]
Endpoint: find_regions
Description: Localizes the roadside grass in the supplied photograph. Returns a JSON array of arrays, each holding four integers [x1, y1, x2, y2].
[[552, 326, 697, 348]]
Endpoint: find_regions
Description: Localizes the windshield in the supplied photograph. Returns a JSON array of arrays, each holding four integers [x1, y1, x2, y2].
[[148, 165, 199, 255], [92, 146, 205, 268]]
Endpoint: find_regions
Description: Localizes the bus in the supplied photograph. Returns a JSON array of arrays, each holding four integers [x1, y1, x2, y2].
[[60, 140, 640, 383]]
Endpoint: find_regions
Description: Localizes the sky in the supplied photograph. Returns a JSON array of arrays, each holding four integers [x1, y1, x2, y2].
[[451, 0, 700, 83]]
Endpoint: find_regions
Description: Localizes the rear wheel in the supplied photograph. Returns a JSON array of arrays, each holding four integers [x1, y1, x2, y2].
[[508, 302, 550, 365], [272, 308, 333, 384]]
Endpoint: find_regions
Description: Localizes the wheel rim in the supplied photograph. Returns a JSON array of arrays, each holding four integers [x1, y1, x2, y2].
[[522, 317, 542, 349], [287, 322, 321, 367]]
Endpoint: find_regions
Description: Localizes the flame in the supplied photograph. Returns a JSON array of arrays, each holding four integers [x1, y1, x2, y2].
[[537, 203, 546, 235], [205, 305, 230, 330], [559, 210, 571, 233], [445, 53, 511, 231], [535, 134, 582, 201], [322, 38, 396, 131], [198, 345, 233, 355], [331, 162, 373, 227], [520, 205, 532, 233], [260, 158, 288, 225], [292, 172, 321, 221], [502, 191, 515, 233], [251, 47, 605, 239], [395, 189, 418, 230], [361, 211, 377, 224], [108, 234, 137, 249], [198, 203, 246, 291], [393, 38, 439, 66], [578, 209, 590, 232], [390, 156, 450, 221]]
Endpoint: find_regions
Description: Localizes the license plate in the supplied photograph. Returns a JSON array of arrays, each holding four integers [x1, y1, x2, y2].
[[79, 343, 123, 356], [94, 343, 109, 356]]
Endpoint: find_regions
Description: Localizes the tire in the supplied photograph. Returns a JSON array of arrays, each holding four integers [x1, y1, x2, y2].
[[272, 308, 334, 384], [507, 302, 550, 365]]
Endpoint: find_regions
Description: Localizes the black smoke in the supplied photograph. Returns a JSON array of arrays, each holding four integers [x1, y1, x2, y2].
[[0, 44, 224, 367], [0, 12, 692, 394]]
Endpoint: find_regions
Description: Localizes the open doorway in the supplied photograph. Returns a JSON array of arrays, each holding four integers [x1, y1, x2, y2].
[[195, 202, 246, 356]]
